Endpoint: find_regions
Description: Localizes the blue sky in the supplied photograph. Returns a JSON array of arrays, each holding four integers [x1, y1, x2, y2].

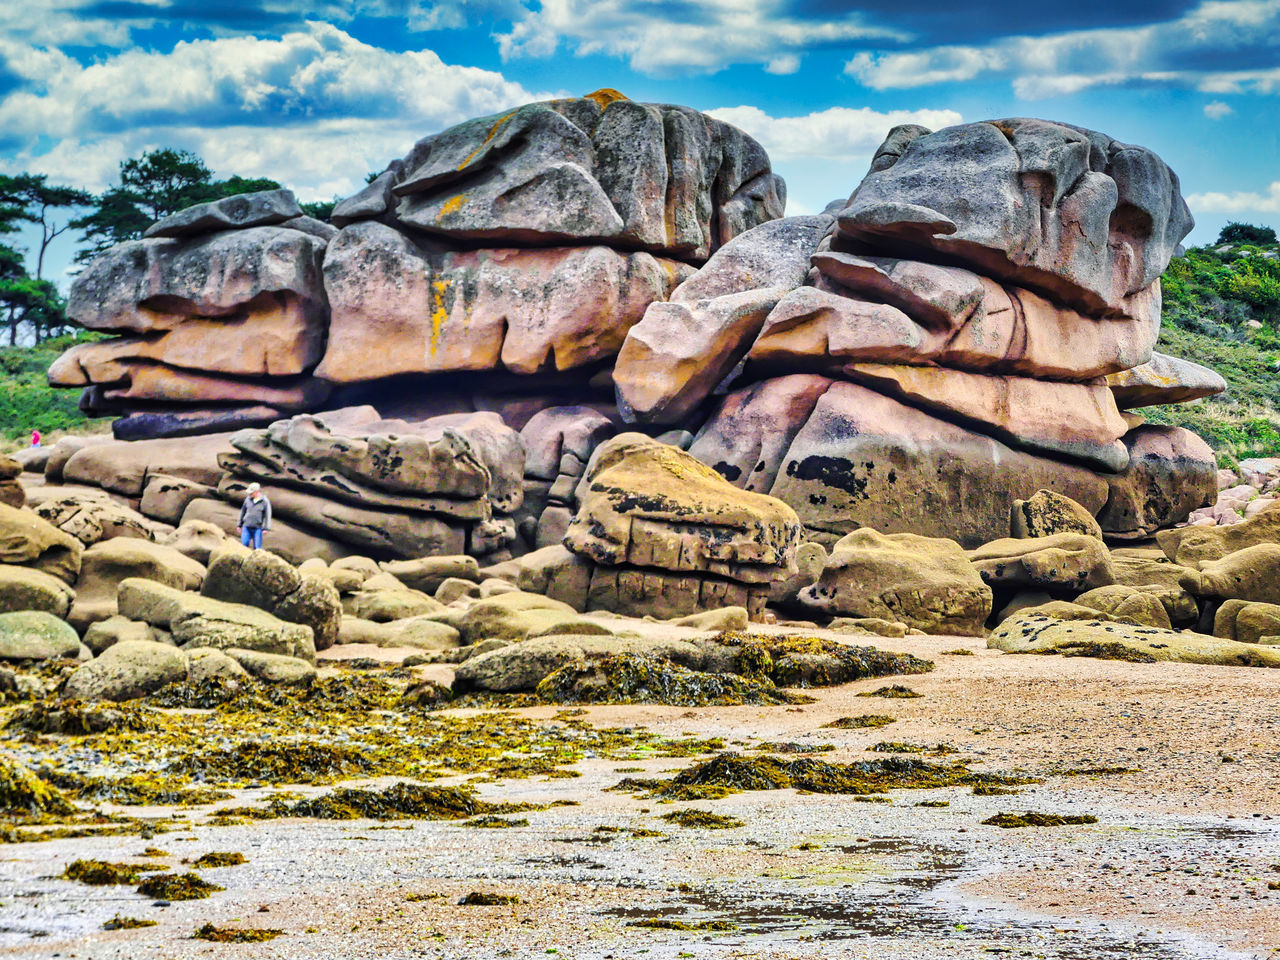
[[3, 0, 1279, 288]]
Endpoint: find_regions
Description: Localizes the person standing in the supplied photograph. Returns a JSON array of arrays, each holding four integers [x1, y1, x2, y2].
[[30, 430, 40, 447], [237, 483, 271, 550]]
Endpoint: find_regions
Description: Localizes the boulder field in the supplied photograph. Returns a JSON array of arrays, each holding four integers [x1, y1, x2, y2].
[[43, 95, 1222, 555]]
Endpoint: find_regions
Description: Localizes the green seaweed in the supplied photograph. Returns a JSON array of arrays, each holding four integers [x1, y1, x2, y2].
[[982, 812, 1099, 828], [193, 923, 283, 942], [822, 715, 895, 729], [659, 809, 744, 829], [136, 872, 223, 900]]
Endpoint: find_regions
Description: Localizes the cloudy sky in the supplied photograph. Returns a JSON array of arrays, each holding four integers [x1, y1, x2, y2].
[[3, 0, 1280, 285]]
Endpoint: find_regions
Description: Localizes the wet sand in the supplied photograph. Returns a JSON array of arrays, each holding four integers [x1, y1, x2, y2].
[[2, 631, 1278, 959]]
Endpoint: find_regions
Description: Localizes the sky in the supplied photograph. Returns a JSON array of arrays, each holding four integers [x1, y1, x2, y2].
[[3, 0, 1280, 289]]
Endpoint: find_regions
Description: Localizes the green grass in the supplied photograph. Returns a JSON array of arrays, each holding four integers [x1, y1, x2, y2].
[[1150, 240, 1280, 464], [0, 333, 112, 450]]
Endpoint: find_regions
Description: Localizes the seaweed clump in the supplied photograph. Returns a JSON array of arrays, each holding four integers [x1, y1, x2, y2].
[[650, 751, 1026, 798], [627, 918, 738, 931], [6, 700, 157, 736], [103, 915, 157, 930], [712, 632, 934, 687], [64, 859, 166, 885], [273, 782, 524, 821], [858, 685, 921, 699], [822, 715, 895, 729], [982, 812, 1098, 828], [535, 654, 810, 706], [461, 815, 529, 828], [659, 808, 744, 829], [136, 872, 224, 900], [194, 923, 283, 942], [459, 891, 520, 905], [0, 754, 74, 816], [191, 851, 246, 868], [871, 741, 956, 756], [179, 742, 374, 784]]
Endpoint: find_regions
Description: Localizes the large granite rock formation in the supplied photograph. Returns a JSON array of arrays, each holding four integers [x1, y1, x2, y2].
[[614, 119, 1223, 546], [48, 104, 1220, 558]]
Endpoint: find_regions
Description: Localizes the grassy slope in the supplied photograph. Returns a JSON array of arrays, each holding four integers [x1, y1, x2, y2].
[[1142, 241, 1280, 465], [0, 334, 111, 452]]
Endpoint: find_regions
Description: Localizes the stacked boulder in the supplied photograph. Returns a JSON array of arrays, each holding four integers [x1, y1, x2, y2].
[[48, 190, 335, 439], [613, 119, 1224, 546]]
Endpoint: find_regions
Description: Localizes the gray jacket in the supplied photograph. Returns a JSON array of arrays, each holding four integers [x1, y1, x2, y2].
[[239, 494, 271, 530]]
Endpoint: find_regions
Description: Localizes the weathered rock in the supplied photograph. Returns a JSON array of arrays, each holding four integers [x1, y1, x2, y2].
[[60, 434, 232, 498], [83, 616, 154, 655], [33, 492, 162, 547], [989, 612, 1280, 667], [346, 586, 444, 623], [1197, 545, 1280, 604], [378, 556, 480, 594], [426, 591, 580, 645], [179, 498, 350, 565], [0, 565, 76, 617], [0, 457, 24, 508], [320, 225, 691, 382], [186, 646, 250, 683], [585, 564, 771, 621], [1107, 352, 1226, 408], [158, 520, 230, 566], [0, 611, 80, 660], [69, 538, 206, 632], [800, 528, 992, 635], [224, 648, 316, 684], [769, 541, 828, 606], [0, 504, 82, 584], [1073, 585, 1172, 629], [63, 640, 189, 701], [453, 634, 704, 693], [836, 119, 1192, 322], [1212, 599, 1280, 645], [1010, 490, 1103, 540], [692, 377, 1110, 548], [1109, 555, 1200, 624], [566, 433, 800, 584], [669, 607, 749, 632], [143, 189, 304, 239], [139, 475, 215, 525], [1157, 502, 1280, 567], [202, 547, 341, 650], [967, 534, 1115, 592], [1099, 426, 1217, 539], [44, 436, 112, 484], [118, 578, 316, 662]]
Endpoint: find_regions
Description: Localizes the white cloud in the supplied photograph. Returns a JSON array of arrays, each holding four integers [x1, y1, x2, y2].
[[1187, 181, 1280, 214], [497, 0, 908, 75], [765, 54, 800, 76], [843, 0, 1280, 98], [708, 104, 964, 162], [1204, 99, 1235, 118], [0, 23, 545, 197]]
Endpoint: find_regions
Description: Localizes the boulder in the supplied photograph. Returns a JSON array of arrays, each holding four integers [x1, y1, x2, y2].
[[800, 528, 992, 635], [223, 648, 316, 685], [379, 556, 480, 594], [117, 578, 316, 662], [59, 434, 233, 498], [0, 504, 82, 584], [426, 591, 580, 645], [83, 616, 155, 655], [201, 547, 341, 650], [34, 493, 163, 546], [453, 633, 704, 693], [1099, 426, 1217, 539], [768, 541, 827, 606], [691, 377, 1111, 548], [0, 611, 81, 660], [69, 538, 206, 632], [0, 565, 76, 617], [1197, 545, 1280, 605], [0, 456, 24, 508], [967, 534, 1115, 592], [1109, 555, 1200, 624], [566, 433, 800, 584], [346, 587, 444, 623], [143, 188, 303, 239], [158, 519, 231, 565], [1157, 502, 1280, 567], [1107, 353, 1227, 409], [511, 545, 594, 611], [62, 640, 189, 701], [1011, 490, 1104, 540], [179, 498, 350, 565], [1213, 600, 1280, 644], [1072, 585, 1172, 629], [989, 613, 1280, 668], [186, 647, 250, 683], [836, 119, 1191, 322], [139, 475, 215, 525]]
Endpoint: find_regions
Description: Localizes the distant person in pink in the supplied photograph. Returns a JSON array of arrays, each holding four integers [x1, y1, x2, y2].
[[30, 430, 40, 447]]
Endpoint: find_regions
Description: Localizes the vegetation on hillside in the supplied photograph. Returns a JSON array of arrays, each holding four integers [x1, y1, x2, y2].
[[0, 333, 109, 447], [1146, 222, 1280, 463]]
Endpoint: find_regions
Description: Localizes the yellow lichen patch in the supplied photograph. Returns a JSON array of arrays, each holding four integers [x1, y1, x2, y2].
[[438, 194, 467, 220], [458, 110, 518, 169], [584, 88, 629, 108], [428, 278, 451, 356]]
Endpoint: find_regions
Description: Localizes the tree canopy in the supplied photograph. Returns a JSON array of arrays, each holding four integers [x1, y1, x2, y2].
[[1217, 222, 1278, 246]]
